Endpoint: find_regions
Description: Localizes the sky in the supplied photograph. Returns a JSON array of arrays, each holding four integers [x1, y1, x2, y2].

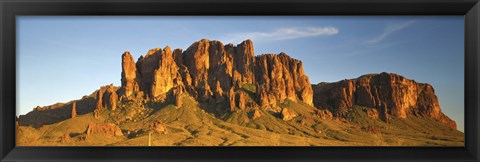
[[16, 16, 464, 131]]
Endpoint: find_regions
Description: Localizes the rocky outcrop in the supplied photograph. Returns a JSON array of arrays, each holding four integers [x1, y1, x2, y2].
[[59, 133, 71, 143], [151, 46, 184, 100], [228, 88, 236, 111], [71, 101, 77, 118], [232, 40, 255, 87], [115, 39, 313, 113], [365, 108, 379, 120], [95, 90, 104, 110], [251, 109, 262, 119], [235, 91, 249, 110], [18, 39, 460, 133], [312, 72, 456, 129], [281, 108, 297, 121], [93, 109, 100, 119], [120, 51, 139, 98], [172, 48, 183, 66], [183, 39, 212, 101], [103, 84, 118, 110], [314, 109, 333, 120], [173, 88, 183, 108], [150, 120, 168, 134], [255, 53, 313, 107], [95, 84, 119, 111], [85, 122, 123, 137], [137, 48, 162, 94]]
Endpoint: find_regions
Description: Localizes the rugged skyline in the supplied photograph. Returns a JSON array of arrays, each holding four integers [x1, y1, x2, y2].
[[17, 16, 464, 131], [16, 39, 463, 146]]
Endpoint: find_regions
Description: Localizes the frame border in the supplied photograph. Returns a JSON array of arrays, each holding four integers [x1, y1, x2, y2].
[[1, 0, 479, 161]]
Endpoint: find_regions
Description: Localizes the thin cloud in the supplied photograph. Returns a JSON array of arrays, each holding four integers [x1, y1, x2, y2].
[[222, 27, 339, 44], [367, 21, 415, 44]]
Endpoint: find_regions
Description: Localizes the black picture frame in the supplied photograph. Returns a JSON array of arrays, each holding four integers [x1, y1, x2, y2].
[[1, 0, 479, 161]]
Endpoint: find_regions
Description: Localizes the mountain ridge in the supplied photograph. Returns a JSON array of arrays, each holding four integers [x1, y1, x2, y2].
[[17, 39, 462, 146]]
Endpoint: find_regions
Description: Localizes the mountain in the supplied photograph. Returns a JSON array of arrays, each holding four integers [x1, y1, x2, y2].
[[16, 39, 463, 146], [312, 73, 457, 129]]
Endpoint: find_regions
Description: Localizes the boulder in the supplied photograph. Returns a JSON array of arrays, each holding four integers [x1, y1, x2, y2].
[[85, 122, 123, 137]]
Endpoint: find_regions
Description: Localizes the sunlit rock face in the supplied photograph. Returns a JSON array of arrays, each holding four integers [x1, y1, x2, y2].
[[120, 51, 139, 98], [255, 53, 314, 107], [95, 84, 118, 111], [312, 72, 456, 129], [117, 39, 314, 111]]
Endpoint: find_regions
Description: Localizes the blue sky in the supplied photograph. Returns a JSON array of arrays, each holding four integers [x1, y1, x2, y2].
[[17, 16, 464, 131]]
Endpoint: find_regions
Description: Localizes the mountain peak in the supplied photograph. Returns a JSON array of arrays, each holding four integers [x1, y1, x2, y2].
[[119, 39, 312, 111]]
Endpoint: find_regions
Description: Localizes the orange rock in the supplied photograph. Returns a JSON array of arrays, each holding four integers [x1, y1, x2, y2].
[[281, 108, 297, 121], [120, 51, 139, 97], [151, 46, 182, 99], [71, 101, 77, 118], [95, 90, 103, 110], [93, 109, 100, 119], [255, 53, 313, 107], [85, 122, 123, 137], [137, 48, 162, 93], [315, 109, 333, 120], [312, 72, 456, 129], [236, 91, 249, 110], [102, 84, 118, 111], [251, 109, 262, 119]]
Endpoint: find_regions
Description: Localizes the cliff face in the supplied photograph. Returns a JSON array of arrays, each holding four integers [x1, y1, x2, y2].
[[119, 51, 139, 98], [312, 72, 456, 129], [18, 39, 457, 131], [255, 53, 313, 107], [95, 84, 119, 111], [119, 39, 314, 110]]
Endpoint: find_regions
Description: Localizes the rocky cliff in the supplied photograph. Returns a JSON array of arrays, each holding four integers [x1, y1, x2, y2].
[[255, 53, 313, 107], [119, 39, 313, 111], [18, 39, 458, 132], [312, 72, 456, 129]]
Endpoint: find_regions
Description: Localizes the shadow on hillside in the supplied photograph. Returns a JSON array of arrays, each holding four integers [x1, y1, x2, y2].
[[18, 96, 96, 128]]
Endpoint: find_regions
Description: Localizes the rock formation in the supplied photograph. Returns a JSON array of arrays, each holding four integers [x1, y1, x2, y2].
[[312, 72, 456, 129], [281, 108, 297, 121], [59, 133, 71, 143], [95, 90, 104, 110], [103, 84, 118, 110], [314, 109, 333, 120], [255, 53, 314, 107], [18, 39, 459, 132], [71, 101, 77, 118], [232, 40, 255, 87], [251, 109, 262, 119], [117, 39, 313, 112], [236, 91, 249, 110], [85, 122, 123, 137], [120, 51, 139, 98], [150, 120, 168, 134], [93, 109, 100, 119], [95, 85, 119, 111], [13, 38, 464, 148], [151, 47, 184, 101]]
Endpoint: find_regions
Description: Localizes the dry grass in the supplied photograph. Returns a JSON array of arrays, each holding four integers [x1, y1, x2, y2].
[[17, 96, 464, 146]]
